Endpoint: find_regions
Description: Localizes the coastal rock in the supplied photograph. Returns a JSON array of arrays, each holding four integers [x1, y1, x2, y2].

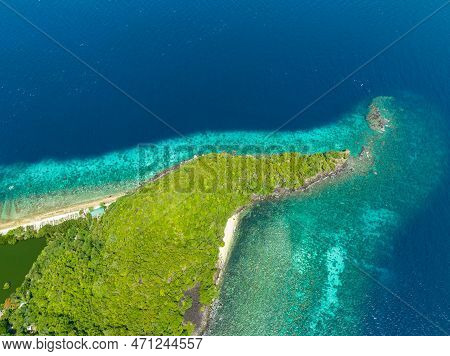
[[366, 97, 393, 132]]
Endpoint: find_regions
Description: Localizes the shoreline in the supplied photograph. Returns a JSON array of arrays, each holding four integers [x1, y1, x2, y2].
[[216, 210, 244, 285], [202, 98, 385, 333], [0, 155, 201, 235], [0, 152, 349, 236], [199, 155, 352, 334], [215, 155, 351, 283], [1, 151, 353, 334], [0, 193, 126, 235]]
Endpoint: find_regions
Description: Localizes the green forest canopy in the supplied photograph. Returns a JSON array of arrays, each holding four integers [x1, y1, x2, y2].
[[2, 151, 349, 336]]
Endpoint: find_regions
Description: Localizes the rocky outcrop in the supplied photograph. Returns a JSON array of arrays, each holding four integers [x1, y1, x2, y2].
[[366, 99, 391, 132]]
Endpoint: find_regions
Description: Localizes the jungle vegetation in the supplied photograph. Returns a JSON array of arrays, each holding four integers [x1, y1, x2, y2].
[[1, 151, 348, 336]]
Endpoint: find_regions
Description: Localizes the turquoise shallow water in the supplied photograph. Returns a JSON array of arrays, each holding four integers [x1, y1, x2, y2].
[[1, 94, 449, 335], [207, 94, 450, 335], [1, 0, 449, 336], [1, 99, 369, 224]]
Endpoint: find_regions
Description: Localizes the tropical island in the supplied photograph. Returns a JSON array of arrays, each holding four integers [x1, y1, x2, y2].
[[0, 149, 349, 336], [0, 97, 393, 336]]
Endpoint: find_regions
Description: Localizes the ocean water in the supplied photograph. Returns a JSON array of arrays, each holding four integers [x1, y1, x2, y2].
[[0, 0, 449, 335], [0, 104, 369, 223], [207, 96, 450, 335], [1, 1, 449, 164]]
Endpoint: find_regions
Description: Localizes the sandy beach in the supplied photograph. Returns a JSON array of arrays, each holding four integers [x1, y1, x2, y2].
[[0, 192, 126, 235], [212, 157, 350, 284], [216, 212, 241, 285], [0, 154, 211, 236]]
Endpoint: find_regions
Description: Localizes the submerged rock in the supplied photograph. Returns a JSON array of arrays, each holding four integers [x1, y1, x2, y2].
[[366, 96, 393, 132]]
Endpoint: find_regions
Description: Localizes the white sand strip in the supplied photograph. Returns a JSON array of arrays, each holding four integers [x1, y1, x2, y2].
[[0, 194, 124, 235], [216, 212, 241, 285]]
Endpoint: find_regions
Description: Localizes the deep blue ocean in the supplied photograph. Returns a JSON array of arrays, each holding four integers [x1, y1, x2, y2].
[[1, 0, 449, 335], [1, 0, 449, 164]]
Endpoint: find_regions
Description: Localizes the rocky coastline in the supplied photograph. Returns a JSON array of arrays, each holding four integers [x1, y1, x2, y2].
[[196, 151, 352, 335], [199, 98, 392, 335]]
